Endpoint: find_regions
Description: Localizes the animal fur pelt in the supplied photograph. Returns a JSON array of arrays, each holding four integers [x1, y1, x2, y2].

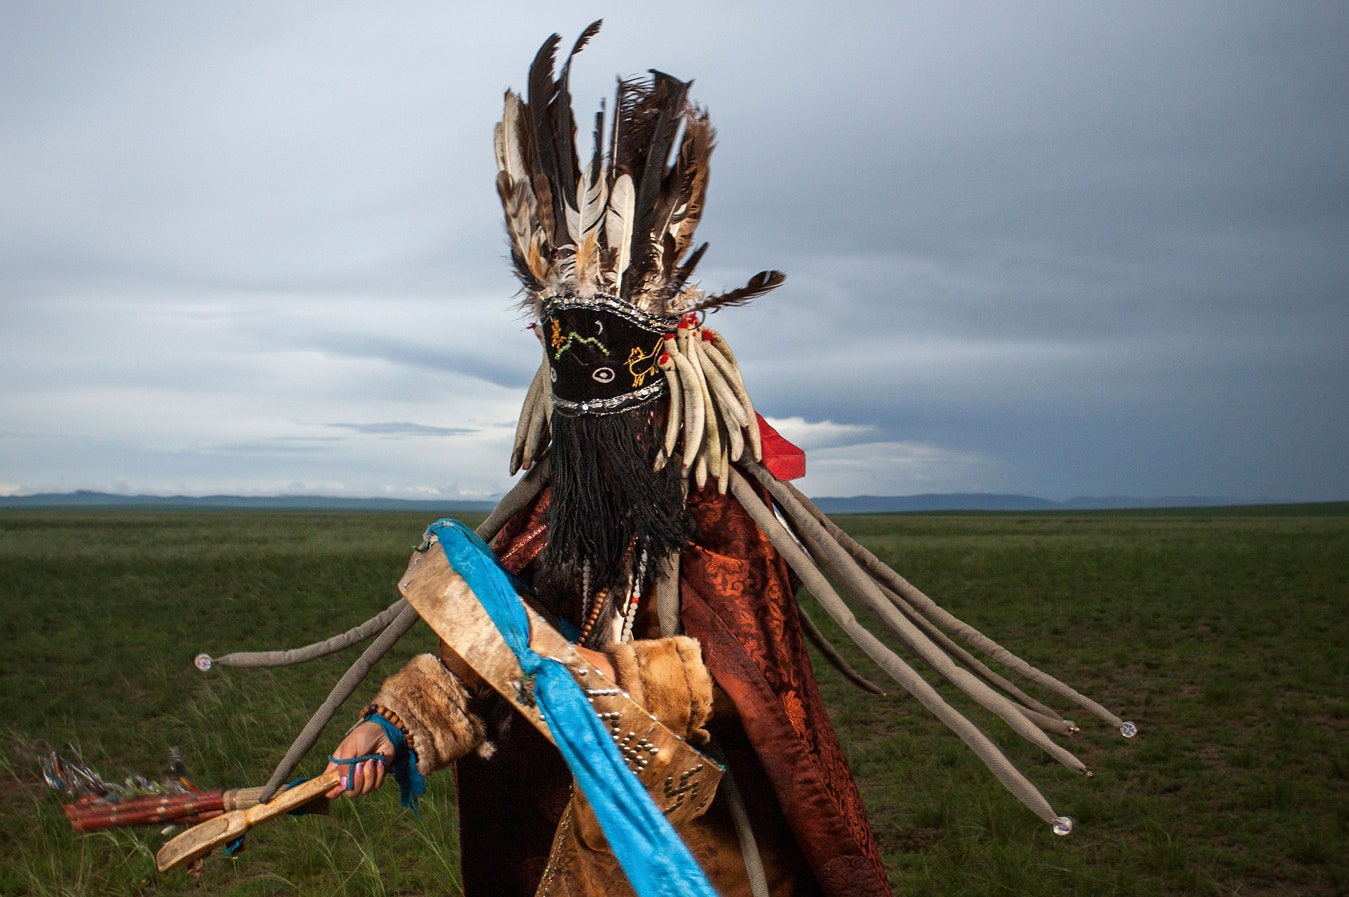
[[371, 653, 493, 772], [607, 636, 714, 745]]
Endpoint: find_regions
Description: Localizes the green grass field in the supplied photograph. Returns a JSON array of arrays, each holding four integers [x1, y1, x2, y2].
[[1, 505, 1345, 896]]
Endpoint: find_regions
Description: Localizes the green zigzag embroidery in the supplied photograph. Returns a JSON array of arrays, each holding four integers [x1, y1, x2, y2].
[[553, 332, 610, 360]]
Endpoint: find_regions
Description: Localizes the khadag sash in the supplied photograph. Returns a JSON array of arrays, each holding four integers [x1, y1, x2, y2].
[[398, 519, 721, 897]]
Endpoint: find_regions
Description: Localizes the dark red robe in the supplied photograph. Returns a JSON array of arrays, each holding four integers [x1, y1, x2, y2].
[[453, 486, 891, 896]]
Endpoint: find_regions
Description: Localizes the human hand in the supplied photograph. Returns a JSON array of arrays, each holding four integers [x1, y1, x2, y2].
[[323, 720, 394, 799]]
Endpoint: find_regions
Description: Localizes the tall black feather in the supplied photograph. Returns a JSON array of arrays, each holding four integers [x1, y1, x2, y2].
[[526, 34, 566, 246], [549, 20, 601, 217], [591, 102, 606, 205], [617, 72, 691, 296], [690, 270, 787, 314]]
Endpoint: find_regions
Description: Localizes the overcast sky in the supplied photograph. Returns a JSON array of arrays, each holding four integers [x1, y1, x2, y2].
[[2, 2, 1346, 503]]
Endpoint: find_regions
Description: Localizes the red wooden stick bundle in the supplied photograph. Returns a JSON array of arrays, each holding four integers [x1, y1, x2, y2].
[[63, 786, 263, 832]]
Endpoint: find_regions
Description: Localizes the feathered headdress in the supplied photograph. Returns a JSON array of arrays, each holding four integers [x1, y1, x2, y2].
[[500, 21, 784, 493]]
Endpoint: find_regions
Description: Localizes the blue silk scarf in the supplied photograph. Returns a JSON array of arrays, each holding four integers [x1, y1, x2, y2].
[[427, 519, 718, 897]]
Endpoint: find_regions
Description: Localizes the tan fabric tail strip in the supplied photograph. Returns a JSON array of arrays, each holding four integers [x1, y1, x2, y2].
[[208, 599, 407, 669], [751, 467, 1088, 774], [726, 471, 1062, 826], [259, 601, 422, 801], [511, 360, 551, 475], [254, 467, 550, 800], [204, 464, 545, 674], [478, 461, 549, 544], [877, 580, 1071, 732], [796, 604, 887, 696], [655, 551, 683, 637], [721, 765, 771, 897], [769, 467, 1127, 731]]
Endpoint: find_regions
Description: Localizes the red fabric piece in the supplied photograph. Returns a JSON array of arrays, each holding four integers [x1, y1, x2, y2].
[[756, 414, 806, 481], [679, 488, 892, 896]]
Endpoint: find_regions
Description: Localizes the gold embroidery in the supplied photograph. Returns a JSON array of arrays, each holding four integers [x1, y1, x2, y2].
[[499, 524, 547, 568], [626, 337, 663, 387]]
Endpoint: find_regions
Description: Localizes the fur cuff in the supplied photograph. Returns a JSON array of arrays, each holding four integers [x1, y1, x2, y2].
[[608, 636, 713, 744], [371, 653, 488, 774]]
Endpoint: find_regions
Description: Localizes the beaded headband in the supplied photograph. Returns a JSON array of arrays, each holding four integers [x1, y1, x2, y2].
[[541, 293, 674, 416]]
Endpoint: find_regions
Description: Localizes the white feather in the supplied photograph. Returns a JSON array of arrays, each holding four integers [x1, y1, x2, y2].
[[577, 163, 608, 239], [604, 173, 635, 287], [495, 93, 529, 184]]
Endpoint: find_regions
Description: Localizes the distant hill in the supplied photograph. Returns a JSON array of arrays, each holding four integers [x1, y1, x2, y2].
[[812, 493, 1057, 513], [0, 489, 1283, 513], [809, 493, 1268, 513], [0, 490, 497, 513]]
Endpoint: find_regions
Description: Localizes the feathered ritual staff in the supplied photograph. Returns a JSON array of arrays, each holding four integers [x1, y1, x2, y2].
[[156, 21, 1135, 897]]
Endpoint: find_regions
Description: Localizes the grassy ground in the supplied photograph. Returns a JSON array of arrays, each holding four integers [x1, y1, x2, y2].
[[0, 505, 1344, 895]]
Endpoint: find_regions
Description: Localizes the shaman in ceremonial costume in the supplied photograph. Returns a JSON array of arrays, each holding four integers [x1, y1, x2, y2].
[[304, 22, 1133, 897], [327, 26, 879, 895]]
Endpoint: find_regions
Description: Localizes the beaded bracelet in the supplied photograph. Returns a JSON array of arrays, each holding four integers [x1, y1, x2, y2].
[[358, 704, 426, 814], [362, 703, 416, 753]]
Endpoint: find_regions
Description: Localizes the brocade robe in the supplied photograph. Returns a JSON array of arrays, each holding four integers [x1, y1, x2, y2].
[[378, 486, 892, 896]]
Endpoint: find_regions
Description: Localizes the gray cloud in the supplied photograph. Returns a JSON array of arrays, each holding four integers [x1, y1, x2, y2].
[[2, 1, 1346, 502], [327, 421, 478, 437]]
